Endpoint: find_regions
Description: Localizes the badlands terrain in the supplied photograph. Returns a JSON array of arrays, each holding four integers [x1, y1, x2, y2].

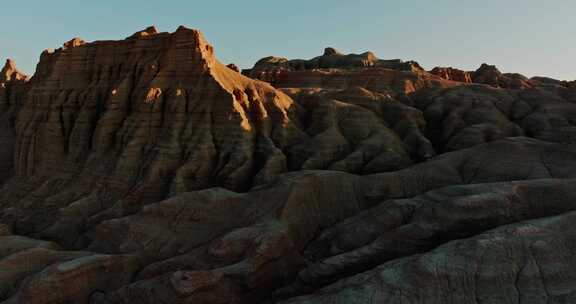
[[1, 26, 576, 303]]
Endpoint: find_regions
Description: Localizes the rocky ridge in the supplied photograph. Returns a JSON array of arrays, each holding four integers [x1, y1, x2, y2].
[[243, 48, 450, 95], [0, 26, 576, 304]]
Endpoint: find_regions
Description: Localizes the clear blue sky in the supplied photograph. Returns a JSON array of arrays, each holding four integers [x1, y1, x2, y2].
[[1, 0, 575, 80]]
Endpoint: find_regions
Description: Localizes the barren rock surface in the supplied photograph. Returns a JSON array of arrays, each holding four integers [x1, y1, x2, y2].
[[1, 27, 576, 303], [430, 67, 473, 83]]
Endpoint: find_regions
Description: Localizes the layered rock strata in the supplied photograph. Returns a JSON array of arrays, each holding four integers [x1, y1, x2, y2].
[[0, 59, 29, 184], [1, 26, 576, 304]]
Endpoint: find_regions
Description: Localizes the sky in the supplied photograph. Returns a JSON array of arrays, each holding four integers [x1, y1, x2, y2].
[[1, 0, 575, 80]]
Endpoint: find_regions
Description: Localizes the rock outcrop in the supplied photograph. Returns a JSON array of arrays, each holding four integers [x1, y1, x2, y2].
[[429, 67, 473, 83], [472, 63, 534, 89], [411, 83, 576, 151], [226, 63, 240, 72], [1, 59, 28, 82], [1, 26, 576, 304], [246, 47, 422, 72], [430, 63, 536, 89], [0, 59, 29, 184], [0, 27, 460, 251], [243, 48, 440, 94], [282, 207, 576, 304], [128, 25, 159, 39], [0, 27, 304, 247], [78, 138, 576, 303], [246, 50, 576, 153]]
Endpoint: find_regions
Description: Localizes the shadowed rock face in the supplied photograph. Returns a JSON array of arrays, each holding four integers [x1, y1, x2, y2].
[[1, 26, 576, 304], [412, 84, 576, 151], [242, 49, 441, 95], [0, 28, 456, 249], [0, 60, 29, 185], [281, 209, 576, 304], [472, 63, 534, 89], [246, 47, 422, 72], [0, 27, 311, 246], [15, 26, 301, 189]]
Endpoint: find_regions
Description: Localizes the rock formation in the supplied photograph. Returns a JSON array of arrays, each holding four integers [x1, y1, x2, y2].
[[0, 59, 29, 184], [243, 48, 436, 94], [471, 63, 534, 89], [0, 27, 457, 251], [429, 67, 473, 83], [246, 47, 417, 71], [1, 26, 576, 304], [226, 63, 240, 73], [1, 59, 28, 82], [430, 63, 536, 89]]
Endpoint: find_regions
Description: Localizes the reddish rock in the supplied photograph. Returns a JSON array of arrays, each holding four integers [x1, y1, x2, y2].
[[244, 48, 433, 95], [0, 27, 447, 248], [7, 254, 139, 303], [248, 47, 421, 72], [250, 66, 455, 95], [281, 206, 576, 304], [91, 138, 576, 303], [0, 248, 90, 300], [62, 37, 86, 49], [0, 59, 29, 184], [2, 26, 576, 304], [1, 59, 28, 82], [429, 66, 473, 83], [0, 26, 305, 243], [472, 63, 533, 89], [473, 63, 503, 85], [226, 63, 240, 72], [128, 25, 159, 39], [0, 223, 10, 236]]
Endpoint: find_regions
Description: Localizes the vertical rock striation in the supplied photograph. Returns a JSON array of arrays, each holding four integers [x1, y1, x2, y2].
[[0, 59, 29, 184], [0, 28, 433, 247]]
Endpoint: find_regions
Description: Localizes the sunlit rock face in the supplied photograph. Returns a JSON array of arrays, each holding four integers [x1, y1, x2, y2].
[[14, 25, 302, 190], [0, 26, 451, 249], [1, 26, 576, 304], [0, 26, 311, 247]]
